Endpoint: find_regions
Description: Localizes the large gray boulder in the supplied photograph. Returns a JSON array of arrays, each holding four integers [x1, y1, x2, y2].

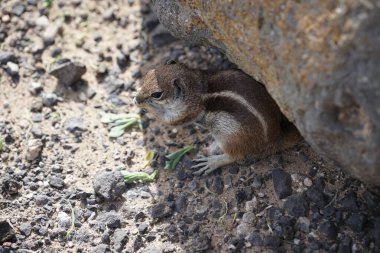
[[154, 0, 380, 184]]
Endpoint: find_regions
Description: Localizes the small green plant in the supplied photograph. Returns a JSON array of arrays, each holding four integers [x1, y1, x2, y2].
[[143, 150, 155, 168], [165, 145, 194, 170], [121, 170, 158, 184], [43, 0, 53, 8], [101, 113, 142, 138], [0, 137, 4, 152]]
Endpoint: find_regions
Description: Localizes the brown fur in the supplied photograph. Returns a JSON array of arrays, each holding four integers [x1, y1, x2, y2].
[[135, 63, 302, 163]]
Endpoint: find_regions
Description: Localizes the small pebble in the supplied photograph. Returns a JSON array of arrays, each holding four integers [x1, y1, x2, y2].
[[303, 178, 313, 187]]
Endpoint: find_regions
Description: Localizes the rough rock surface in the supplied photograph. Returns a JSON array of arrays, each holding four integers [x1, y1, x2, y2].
[[93, 171, 126, 201], [49, 59, 86, 86], [153, 0, 380, 184], [1, 0, 379, 251]]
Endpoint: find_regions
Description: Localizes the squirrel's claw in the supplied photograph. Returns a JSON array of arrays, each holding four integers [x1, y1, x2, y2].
[[192, 154, 234, 176]]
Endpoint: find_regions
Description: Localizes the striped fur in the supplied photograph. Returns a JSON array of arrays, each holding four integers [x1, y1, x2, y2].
[[136, 63, 300, 164], [202, 91, 269, 142]]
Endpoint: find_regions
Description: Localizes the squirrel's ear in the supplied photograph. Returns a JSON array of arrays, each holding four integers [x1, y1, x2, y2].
[[172, 78, 183, 98], [172, 78, 182, 87], [166, 59, 177, 65]]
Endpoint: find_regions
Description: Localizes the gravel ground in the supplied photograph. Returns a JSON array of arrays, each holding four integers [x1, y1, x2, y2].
[[1, 0, 380, 253]]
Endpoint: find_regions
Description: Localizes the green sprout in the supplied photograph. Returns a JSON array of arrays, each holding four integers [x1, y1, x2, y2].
[[0, 137, 3, 152], [143, 150, 155, 168], [43, 0, 53, 8], [121, 170, 158, 184], [165, 145, 194, 170], [101, 113, 142, 138]]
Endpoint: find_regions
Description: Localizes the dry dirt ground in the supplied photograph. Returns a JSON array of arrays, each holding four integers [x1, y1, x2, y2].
[[1, 0, 380, 253]]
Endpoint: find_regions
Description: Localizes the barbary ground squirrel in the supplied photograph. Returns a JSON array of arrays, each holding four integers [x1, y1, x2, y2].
[[134, 61, 302, 175]]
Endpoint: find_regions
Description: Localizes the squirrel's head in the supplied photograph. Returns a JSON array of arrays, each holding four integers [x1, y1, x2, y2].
[[134, 61, 205, 125]]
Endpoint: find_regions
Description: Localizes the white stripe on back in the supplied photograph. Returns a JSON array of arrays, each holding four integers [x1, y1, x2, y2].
[[202, 91, 268, 141]]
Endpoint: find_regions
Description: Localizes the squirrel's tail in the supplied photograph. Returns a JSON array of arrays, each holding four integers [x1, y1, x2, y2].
[[261, 116, 303, 157], [277, 116, 303, 150]]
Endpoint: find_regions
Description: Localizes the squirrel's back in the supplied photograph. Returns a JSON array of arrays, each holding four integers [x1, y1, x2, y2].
[[201, 69, 301, 159]]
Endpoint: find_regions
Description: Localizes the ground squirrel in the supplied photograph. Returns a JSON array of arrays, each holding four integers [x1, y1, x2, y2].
[[134, 61, 302, 175]]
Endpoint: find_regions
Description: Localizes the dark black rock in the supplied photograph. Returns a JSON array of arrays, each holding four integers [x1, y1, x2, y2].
[[176, 167, 188, 181], [247, 232, 263, 246], [323, 206, 336, 218], [298, 217, 310, 233], [12, 3, 26, 16], [30, 100, 43, 112], [212, 176, 224, 194], [277, 216, 296, 239], [146, 234, 156, 242], [100, 229, 111, 244], [284, 194, 309, 217], [272, 168, 292, 199], [151, 203, 173, 220], [116, 52, 129, 69], [6, 62, 19, 76], [32, 113, 43, 123], [93, 171, 125, 201], [143, 12, 159, 32], [362, 191, 378, 209], [340, 191, 358, 211], [91, 244, 111, 253], [337, 235, 352, 253], [192, 234, 211, 251], [103, 9, 115, 21], [50, 48, 62, 58], [74, 227, 91, 243], [137, 223, 148, 234], [72, 0, 82, 6], [263, 235, 280, 248], [309, 240, 323, 250], [41, 93, 61, 107], [292, 244, 306, 253], [49, 60, 86, 86], [0, 220, 16, 243], [0, 51, 17, 65], [96, 211, 121, 229], [345, 213, 365, 232], [1, 174, 22, 196], [64, 117, 87, 133], [229, 237, 244, 251], [0, 30, 6, 43], [175, 194, 187, 213], [318, 221, 338, 240], [131, 69, 142, 79], [228, 166, 239, 174], [133, 235, 143, 252], [49, 176, 65, 189], [112, 229, 129, 252], [107, 95, 127, 106], [236, 188, 247, 204], [251, 175, 263, 189], [151, 25, 177, 48], [19, 223, 32, 237], [267, 207, 284, 221], [375, 218, 380, 249], [34, 194, 51, 206], [305, 185, 327, 208]]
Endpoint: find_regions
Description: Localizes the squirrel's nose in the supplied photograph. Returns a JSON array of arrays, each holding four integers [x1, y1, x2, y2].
[[134, 96, 142, 105]]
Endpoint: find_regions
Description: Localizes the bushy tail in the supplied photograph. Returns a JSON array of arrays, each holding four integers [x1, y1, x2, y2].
[[278, 116, 303, 150], [262, 117, 303, 157]]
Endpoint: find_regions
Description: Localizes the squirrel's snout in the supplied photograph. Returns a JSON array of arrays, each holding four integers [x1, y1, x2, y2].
[[134, 96, 143, 105]]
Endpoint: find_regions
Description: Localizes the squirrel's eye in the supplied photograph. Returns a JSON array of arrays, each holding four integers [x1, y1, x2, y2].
[[151, 91, 163, 99]]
